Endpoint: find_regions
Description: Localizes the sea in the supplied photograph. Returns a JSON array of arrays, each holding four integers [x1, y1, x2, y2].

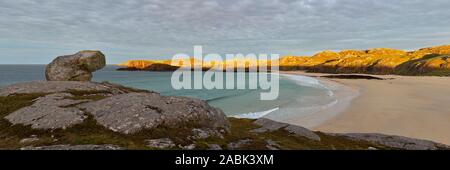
[[0, 65, 337, 120]]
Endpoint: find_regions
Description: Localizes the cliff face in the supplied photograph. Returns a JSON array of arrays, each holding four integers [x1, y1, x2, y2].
[[118, 45, 450, 76]]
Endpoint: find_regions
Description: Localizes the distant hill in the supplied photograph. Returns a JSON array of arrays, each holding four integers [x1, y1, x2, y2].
[[280, 45, 450, 76], [118, 45, 450, 76]]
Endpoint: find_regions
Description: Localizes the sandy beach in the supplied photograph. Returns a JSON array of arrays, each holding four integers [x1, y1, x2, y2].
[[282, 71, 450, 145]]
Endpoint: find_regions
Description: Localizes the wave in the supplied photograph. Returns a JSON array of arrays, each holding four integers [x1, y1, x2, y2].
[[229, 73, 338, 119], [279, 74, 323, 88], [279, 73, 335, 97], [231, 107, 280, 119]]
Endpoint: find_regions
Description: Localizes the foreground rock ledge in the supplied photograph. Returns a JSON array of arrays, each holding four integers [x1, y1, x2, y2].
[[21, 145, 122, 150], [1, 81, 229, 135], [79, 92, 229, 134], [5, 93, 87, 129], [0, 81, 148, 97], [1, 81, 449, 150]]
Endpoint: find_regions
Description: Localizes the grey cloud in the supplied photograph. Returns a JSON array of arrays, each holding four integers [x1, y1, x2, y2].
[[0, 0, 449, 64]]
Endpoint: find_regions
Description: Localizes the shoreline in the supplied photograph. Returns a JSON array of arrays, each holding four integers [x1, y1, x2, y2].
[[281, 71, 450, 145], [276, 71, 360, 128]]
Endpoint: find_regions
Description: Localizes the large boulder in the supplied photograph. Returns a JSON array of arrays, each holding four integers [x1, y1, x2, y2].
[[78, 92, 229, 134], [1, 81, 229, 135], [5, 93, 88, 129], [45, 50, 106, 81], [332, 133, 450, 150], [251, 118, 321, 141]]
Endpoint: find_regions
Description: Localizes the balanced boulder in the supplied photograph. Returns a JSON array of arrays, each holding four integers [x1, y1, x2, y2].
[[45, 50, 106, 81]]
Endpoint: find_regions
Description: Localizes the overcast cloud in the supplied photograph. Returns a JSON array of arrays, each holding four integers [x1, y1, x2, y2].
[[1, 0, 449, 64]]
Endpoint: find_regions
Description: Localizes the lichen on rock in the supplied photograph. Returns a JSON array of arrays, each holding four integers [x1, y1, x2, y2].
[[45, 50, 106, 81], [5, 93, 88, 129], [78, 92, 230, 134]]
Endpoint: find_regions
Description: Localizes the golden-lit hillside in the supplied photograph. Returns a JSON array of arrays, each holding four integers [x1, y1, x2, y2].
[[117, 45, 450, 76], [277, 45, 450, 76]]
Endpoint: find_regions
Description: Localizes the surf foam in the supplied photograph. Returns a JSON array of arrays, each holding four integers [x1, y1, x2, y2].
[[231, 107, 279, 119]]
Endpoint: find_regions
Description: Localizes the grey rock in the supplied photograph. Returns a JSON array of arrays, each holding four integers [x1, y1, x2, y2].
[[0, 81, 152, 97], [79, 92, 229, 134], [207, 144, 222, 150], [0, 81, 108, 96], [284, 125, 321, 141], [180, 144, 196, 150], [335, 133, 450, 150], [145, 138, 175, 149], [20, 137, 39, 144], [21, 145, 121, 150], [5, 93, 87, 129], [368, 147, 378, 150], [265, 139, 281, 150], [191, 129, 211, 139], [252, 118, 289, 133], [45, 50, 106, 81], [251, 118, 321, 141], [227, 139, 252, 150], [266, 145, 279, 150], [190, 128, 224, 140]]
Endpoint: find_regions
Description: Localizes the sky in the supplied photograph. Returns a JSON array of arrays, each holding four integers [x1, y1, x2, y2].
[[1, 0, 450, 64]]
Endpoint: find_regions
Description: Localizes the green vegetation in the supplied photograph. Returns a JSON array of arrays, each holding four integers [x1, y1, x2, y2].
[[0, 92, 198, 149], [0, 91, 392, 150], [195, 118, 392, 150]]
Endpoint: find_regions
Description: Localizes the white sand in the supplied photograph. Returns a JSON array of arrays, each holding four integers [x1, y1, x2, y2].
[[282, 71, 450, 145]]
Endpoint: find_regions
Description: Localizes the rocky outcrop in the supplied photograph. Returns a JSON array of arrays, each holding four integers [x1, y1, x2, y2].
[[117, 60, 157, 69], [5, 93, 87, 129], [117, 58, 202, 70], [21, 145, 122, 150], [78, 92, 229, 134], [227, 139, 252, 150], [251, 118, 321, 141], [0, 80, 230, 150], [207, 144, 222, 150], [1, 80, 229, 134], [1, 81, 449, 149], [0, 81, 148, 97], [145, 138, 176, 149], [265, 139, 281, 150], [19, 136, 39, 144], [190, 128, 224, 140], [45, 50, 106, 81], [333, 133, 450, 150], [117, 63, 180, 71]]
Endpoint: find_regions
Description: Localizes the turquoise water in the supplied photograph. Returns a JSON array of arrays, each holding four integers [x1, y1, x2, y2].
[[0, 65, 336, 118]]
